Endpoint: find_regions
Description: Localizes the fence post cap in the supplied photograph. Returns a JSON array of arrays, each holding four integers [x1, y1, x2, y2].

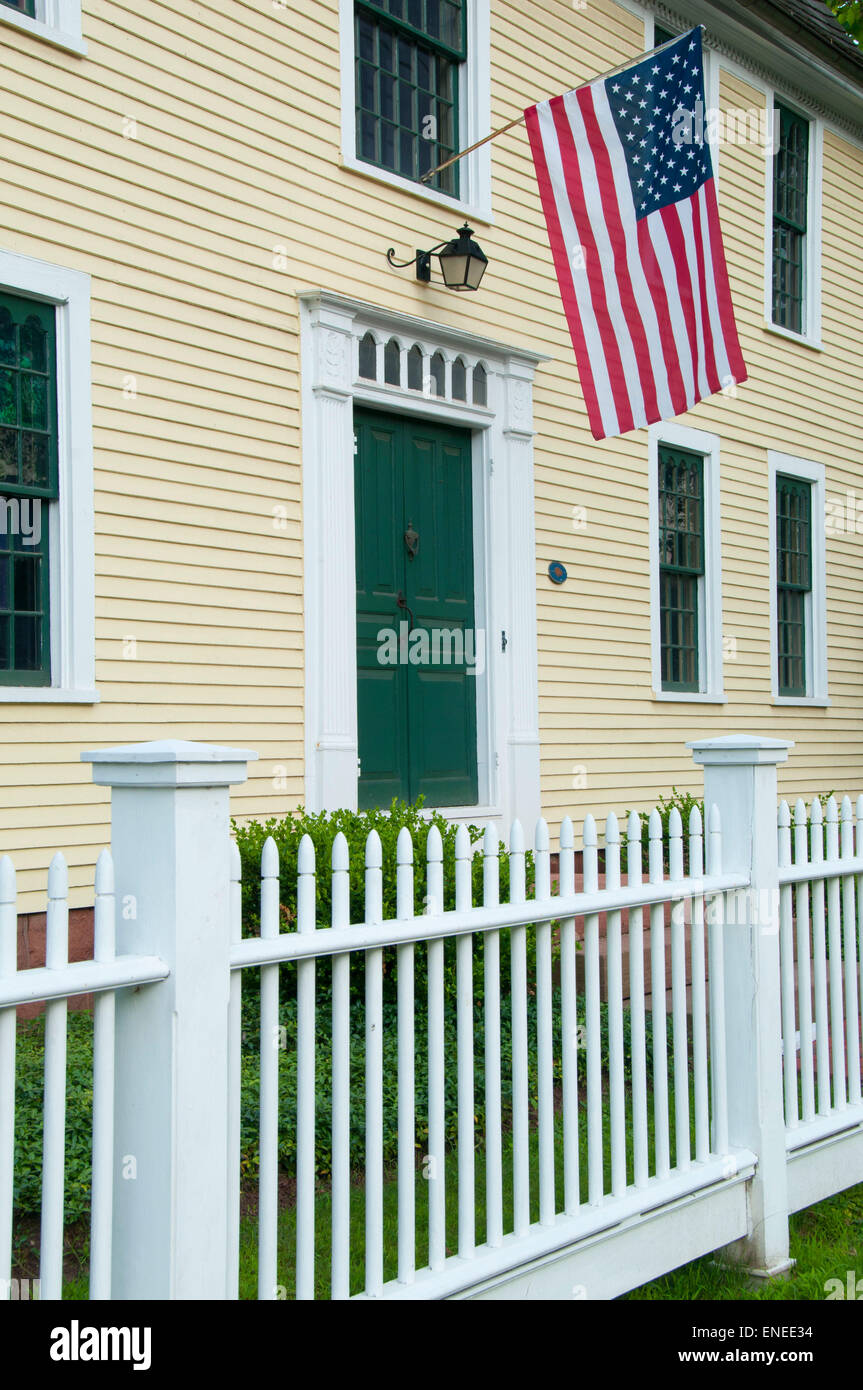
[[81, 738, 258, 788], [687, 734, 793, 767]]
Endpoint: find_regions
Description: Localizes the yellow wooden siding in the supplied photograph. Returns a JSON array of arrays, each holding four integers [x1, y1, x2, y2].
[[0, 0, 860, 904]]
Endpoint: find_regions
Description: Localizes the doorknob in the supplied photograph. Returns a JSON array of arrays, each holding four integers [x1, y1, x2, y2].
[[396, 591, 415, 632], [404, 521, 419, 560]]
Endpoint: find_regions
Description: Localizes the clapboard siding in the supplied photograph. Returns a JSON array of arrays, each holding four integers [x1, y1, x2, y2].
[[0, 0, 861, 901]]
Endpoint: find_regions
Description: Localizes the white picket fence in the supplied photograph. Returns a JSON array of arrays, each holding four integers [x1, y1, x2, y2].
[[0, 734, 862, 1300]]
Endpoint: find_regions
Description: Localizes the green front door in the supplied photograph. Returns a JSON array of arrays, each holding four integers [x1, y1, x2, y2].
[[355, 407, 478, 810]]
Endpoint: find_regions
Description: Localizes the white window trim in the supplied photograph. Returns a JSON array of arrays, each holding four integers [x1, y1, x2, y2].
[[763, 91, 823, 349], [299, 290, 546, 831], [768, 451, 828, 706], [649, 421, 725, 703], [0, 0, 86, 56], [0, 249, 96, 703], [339, 0, 492, 224]]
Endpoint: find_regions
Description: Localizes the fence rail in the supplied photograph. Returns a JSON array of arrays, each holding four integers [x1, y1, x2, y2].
[[0, 733, 862, 1300]]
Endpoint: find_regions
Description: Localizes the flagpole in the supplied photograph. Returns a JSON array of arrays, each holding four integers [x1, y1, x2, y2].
[[419, 25, 705, 185]]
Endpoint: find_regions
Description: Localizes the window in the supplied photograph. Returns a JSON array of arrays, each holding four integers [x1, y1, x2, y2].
[[0, 0, 85, 54], [341, 0, 491, 217], [649, 424, 722, 702], [0, 294, 57, 685], [768, 452, 826, 704], [0, 251, 95, 703], [775, 474, 810, 696], [659, 445, 703, 692], [355, 0, 464, 196], [772, 103, 809, 335], [652, 22, 676, 46]]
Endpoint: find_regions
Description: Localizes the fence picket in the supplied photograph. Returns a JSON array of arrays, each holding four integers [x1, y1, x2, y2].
[[605, 814, 626, 1198], [425, 826, 446, 1271], [810, 801, 831, 1114], [669, 809, 690, 1172], [509, 820, 530, 1234], [689, 808, 709, 1163], [584, 814, 603, 1204], [483, 825, 503, 1247], [227, 842, 242, 1302], [706, 805, 728, 1157], [778, 802, 798, 1129], [535, 818, 555, 1224], [858, 796, 863, 1109], [258, 836, 280, 1301], [559, 816, 579, 1212], [649, 811, 670, 1180], [41, 852, 69, 1301], [331, 832, 351, 1299], [840, 798, 861, 1106], [296, 835, 316, 1299], [89, 850, 116, 1300], [627, 813, 648, 1188], [0, 856, 16, 1299], [455, 825, 475, 1258], [825, 799, 847, 1112], [396, 828, 415, 1283], [364, 830, 384, 1296], [794, 798, 815, 1123]]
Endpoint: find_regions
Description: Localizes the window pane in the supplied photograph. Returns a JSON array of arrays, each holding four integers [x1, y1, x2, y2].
[[451, 357, 466, 400], [407, 345, 423, 390], [358, 332, 377, 380], [21, 433, 49, 487], [384, 338, 401, 385], [0, 313, 15, 367], [0, 429, 17, 482], [472, 363, 486, 405], [19, 317, 47, 372], [772, 103, 808, 333], [355, 3, 460, 195], [14, 613, 39, 670], [0, 293, 57, 497], [776, 474, 811, 696], [429, 351, 445, 395], [659, 445, 704, 691], [20, 374, 47, 430], [660, 571, 698, 691], [658, 446, 704, 575]]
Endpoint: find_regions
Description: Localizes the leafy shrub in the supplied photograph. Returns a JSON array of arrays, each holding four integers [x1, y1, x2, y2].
[[13, 1013, 95, 1223], [232, 799, 536, 1009], [237, 988, 655, 1179]]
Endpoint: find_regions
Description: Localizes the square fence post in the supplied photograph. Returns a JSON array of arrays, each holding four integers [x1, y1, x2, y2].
[[689, 734, 794, 1280], [82, 739, 256, 1300]]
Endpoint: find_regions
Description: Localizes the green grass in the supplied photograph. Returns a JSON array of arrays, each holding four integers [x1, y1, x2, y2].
[[50, 1121, 863, 1301]]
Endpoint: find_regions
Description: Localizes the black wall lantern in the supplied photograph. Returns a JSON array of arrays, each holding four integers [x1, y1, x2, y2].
[[387, 223, 488, 291]]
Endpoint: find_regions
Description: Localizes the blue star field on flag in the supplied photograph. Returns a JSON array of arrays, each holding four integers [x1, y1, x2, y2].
[[606, 27, 712, 221]]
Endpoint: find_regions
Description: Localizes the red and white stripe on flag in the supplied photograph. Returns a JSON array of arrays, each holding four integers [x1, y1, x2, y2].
[[525, 29, 747, 441]]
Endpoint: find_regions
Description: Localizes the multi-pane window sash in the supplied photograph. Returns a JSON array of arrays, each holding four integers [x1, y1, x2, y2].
[[0, 0, 36, 15], [659, 445, 704, 693], [776, 474, 811, 697], [355, 0, 465, 196], [0, 293, 58, 685], [773, 103, 809, 335]]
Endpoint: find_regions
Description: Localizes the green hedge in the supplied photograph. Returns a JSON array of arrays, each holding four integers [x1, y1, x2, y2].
[[13, 990, 654, 1216], [232, 798, 536, 1009]]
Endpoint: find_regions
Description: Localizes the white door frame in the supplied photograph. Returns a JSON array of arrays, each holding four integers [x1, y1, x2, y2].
[[299, 289, 547, 832]]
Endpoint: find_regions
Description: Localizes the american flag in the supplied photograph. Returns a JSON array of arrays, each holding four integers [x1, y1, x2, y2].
[[525, 27, 747, 441]]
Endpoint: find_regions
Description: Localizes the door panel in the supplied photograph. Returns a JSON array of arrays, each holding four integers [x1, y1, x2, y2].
[[355, 416, 410, 806], [355, 408, 478, 809]]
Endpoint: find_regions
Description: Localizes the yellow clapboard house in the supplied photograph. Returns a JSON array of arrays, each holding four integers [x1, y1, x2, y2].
[[0, 0, 861, 907]]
